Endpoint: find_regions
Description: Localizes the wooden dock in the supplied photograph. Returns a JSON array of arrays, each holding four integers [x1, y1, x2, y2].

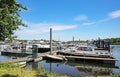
[[0, 57, 33, 64], [65, 56, 117, 61], [0, 50, 118, 65], [64, 55, 118, 63], [0, 50, 32, 55], [0, 56, 43, 67], [44, 54, 64, 61], [0, 51, 59, 64]]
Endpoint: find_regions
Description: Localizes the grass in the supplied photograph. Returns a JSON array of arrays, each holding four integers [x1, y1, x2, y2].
[[0, 63, 35, 77], [0, 63, 69, 77]]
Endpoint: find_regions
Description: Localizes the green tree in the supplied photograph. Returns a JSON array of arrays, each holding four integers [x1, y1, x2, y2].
[[106, 37, 120, 44], [0, 0, 27, 41]]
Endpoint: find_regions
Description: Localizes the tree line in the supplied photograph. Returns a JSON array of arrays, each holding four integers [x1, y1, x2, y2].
[[106, 37, 120, 44]]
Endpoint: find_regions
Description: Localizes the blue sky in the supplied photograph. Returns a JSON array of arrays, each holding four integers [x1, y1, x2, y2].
[[16, 0, 120, 41]]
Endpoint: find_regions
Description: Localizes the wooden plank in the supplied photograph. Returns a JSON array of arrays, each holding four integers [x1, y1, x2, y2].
[[45, 54, 63, 60], [34, 57, 43, 62], [65, 56, 118, 61], [0, 57, 34, 64]]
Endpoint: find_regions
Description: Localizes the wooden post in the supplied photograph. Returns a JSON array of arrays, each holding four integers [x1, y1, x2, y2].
[[50, 28, 52, 55]]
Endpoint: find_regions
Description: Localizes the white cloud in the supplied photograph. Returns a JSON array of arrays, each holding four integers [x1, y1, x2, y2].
[[82, 22, 95, 26], [74, 15, 88, 21], [98, 10, 120, 23], [50, 25, 76, 31], [15, 22, 77, 36], [81, 10, 120, 26], [109, 10, 120, 18]]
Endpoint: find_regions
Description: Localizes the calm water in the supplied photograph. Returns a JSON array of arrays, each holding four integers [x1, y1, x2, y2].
[[0, 45, 120, 76], [0, 52, 11, 61]]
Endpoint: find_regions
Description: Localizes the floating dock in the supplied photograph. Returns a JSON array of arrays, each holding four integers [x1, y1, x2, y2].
[[0, 49, 118, 65], [64, 55, 117, 63], [0, 51, 58, 65], [0, 57, 42, 64], [44, 54, 64, 61], [57, 51, 118, 64]]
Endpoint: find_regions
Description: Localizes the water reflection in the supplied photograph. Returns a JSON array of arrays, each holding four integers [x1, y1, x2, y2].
[[32, 62, 38, 70], [25, 45, 120, 76], [49, 63, 52, 74], [110, 45, 120, 53], [67, 61, 118, 76], [0, 52, 10, 61], [27, 60, 119, 76]]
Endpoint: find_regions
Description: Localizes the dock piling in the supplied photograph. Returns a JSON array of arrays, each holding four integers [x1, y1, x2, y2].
[[50, 28, 52, 55]]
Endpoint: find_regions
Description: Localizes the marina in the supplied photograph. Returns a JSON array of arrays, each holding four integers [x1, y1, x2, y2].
[[0, 37, 120, 76], [23, 45, 120, 76], [0, 39, 118, 64], [1, 0, 120, 77]]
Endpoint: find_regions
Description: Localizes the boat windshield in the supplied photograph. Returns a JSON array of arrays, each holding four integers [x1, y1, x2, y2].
[[84, 47, 92, 51], [77, 47, 92, 51]]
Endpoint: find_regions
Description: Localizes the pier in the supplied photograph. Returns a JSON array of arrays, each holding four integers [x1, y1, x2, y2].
[[0, 50, 59, 64], [0, 49, 118, 65], [0, 50, 32, 57], [64, 55, 117, 63]]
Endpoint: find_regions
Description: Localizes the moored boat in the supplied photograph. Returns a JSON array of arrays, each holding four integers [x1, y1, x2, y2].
[[57, 39, 117, 63]]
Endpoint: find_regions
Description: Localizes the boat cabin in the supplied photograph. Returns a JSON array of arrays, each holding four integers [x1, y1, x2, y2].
[[77, 46, 93, 51]]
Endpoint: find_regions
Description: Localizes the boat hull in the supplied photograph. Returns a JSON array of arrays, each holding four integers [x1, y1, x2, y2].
[[57, 51, 117, 64]]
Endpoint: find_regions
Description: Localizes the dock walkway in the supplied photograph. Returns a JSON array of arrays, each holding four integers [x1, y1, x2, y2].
[[0, 51, 59, 64], [0, 57, 34, 64], [0, 50, 32, 55]]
